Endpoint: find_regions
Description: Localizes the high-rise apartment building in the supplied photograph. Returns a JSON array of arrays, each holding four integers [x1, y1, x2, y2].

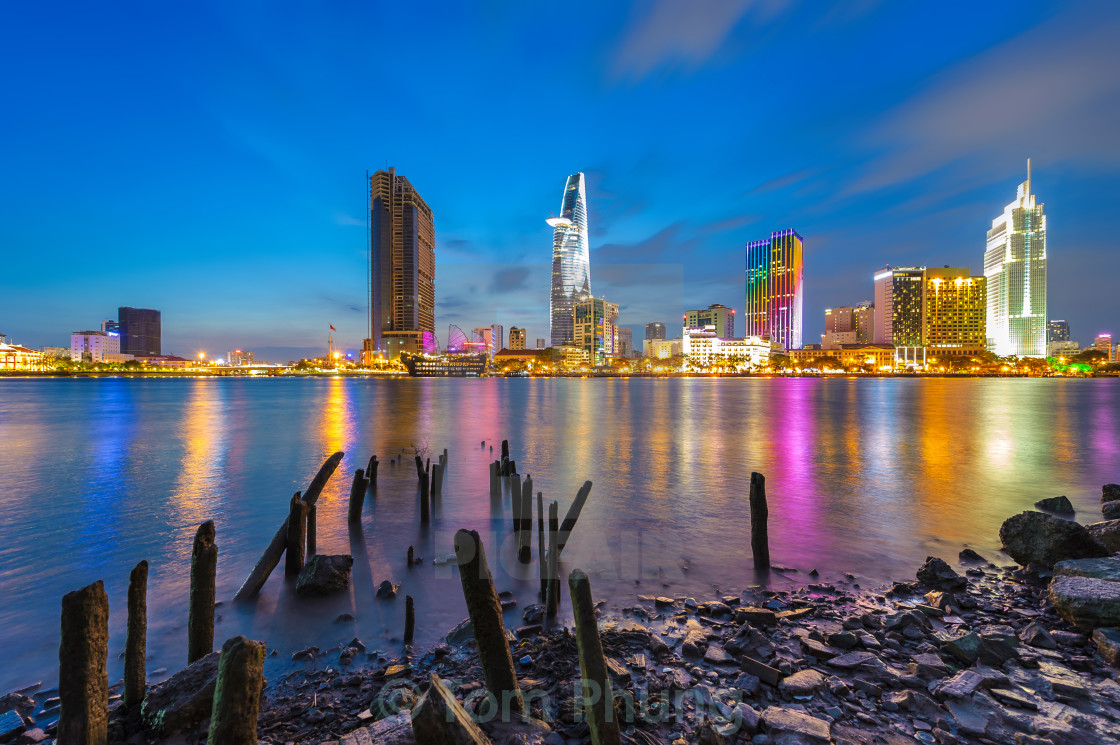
[[573, 297, 618, 366], [509, 327, 525, 350], [824, 306, 854, 335], [645, 322, 666, 341], [745, 229, 804, 350], [1048, 320, 1070, 342], [117, 307, 160, 356], [548, 173, 591, 347], [1094, 333, 1113, 359], [536, 338, 546, 349], [491, 324, 503, 355], [71, 330, 121, 363], [854, 302, 875, 343], [823, 303, 874, 348], [924, 268, 986, 354], [369, 168, 435, 358], [685, 304, 735, 339], [873, 267, 925, 346], [984, 161, 1047, 357]]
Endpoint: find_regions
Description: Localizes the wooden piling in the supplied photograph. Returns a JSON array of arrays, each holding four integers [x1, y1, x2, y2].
[[407, 545, 415, 566], [59, 580, 109, 745], [414, 455, 424, 480], [511, 473, 522, 534], [348, 468, 367, 523], [569, 570, 622, 745], [431, 463, 442, 501], [453, 529, 523, 714], [233, 452, 344, 602], [419, 469, 430, 523], [189, 520, 217, 664], [207, 636, 265, 745], [306, 503, 316, 556], [404, 595, 415, 644], [518, 476, 532, 564], [749, 471, 770, 571], [284, 494, 306, 577], [124, 560, 148, 710], [538, 491, 546, 600], [489, 461, 500, 498], [557, 480, 593, 556], [365, 454, 379, 487], [546, 502, 559, 617], [501, 439, 509, 461]]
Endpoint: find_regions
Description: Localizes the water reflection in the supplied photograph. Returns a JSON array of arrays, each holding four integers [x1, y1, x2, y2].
[[169, 380, 227, 542]]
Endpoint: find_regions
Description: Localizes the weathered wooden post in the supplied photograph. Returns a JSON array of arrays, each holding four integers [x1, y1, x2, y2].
[[569, 569, 622, 745], [284, 495, 306, 577], [59, 580, 109, 745], [407, 545, 415, 566], [546, 502, 560, 617], [557, 481, 593, 556], [189, 520, 217, 663], [124, 561, 148, 710], [404, 595, 415, 644], [207, 636, 266, 745], [233, 452, 344, 602], [419, 469, 430, 523], [519, 476, 533, 564], [749, 471, 770, 571], [538, 492, 546, 600], [414, 455, 424, 480], [431, 463, 442, 501], [348, 468, 367, 523], [501, 439, 509, 463], [511, 473, 522, 534], [306, 503, 316, 555], [366, 454, 379, 488], [489, 461, 499, 497], [453, 529, 523, 714]]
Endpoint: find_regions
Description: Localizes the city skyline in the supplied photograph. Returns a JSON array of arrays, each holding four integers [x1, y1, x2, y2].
[[3, 2, 1120, 358]]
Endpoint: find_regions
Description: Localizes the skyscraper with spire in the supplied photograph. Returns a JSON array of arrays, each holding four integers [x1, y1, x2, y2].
[[984, 160, 1047, 357], [547, 173, 591, 347]]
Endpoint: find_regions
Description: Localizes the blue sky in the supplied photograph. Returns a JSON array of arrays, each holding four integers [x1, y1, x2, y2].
[[2, 1, 1118, 359]]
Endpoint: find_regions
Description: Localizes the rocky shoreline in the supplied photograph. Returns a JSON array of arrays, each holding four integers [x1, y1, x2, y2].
[[6, 489, 1120, 745]]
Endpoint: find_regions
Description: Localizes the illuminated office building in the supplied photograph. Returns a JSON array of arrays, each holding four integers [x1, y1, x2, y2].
[[984, 161, 1047, 356], [924, 268, 986, 354], [548, 173, 591, 347], [369, 168, 435, 358], [573, 297, 618, 366], [1094, 333, 1113, 360], [117, 307, 160, 356], [745, 229, 803, 350], [616, 327, 633, 357], [645, 322, 666, 341], [1048, 320, 1070, 342], [508, 327, 525, 350], [873, 267, 925, 346], [685, 303, 735, 339]]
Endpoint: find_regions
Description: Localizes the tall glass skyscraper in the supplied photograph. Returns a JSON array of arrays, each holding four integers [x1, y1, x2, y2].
[[547, 173, 591, 347], [745, 229, 803, 350], [984, 161, 1047, 357], [369, 168, 435, 358]]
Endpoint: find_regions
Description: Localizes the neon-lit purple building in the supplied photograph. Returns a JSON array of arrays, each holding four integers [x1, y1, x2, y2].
[[745, 229, 804, 350]]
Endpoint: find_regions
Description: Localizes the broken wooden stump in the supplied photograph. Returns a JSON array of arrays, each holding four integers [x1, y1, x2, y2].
[[431, 463, 442, 501], [59, 580, 109, 745], [546, 501, 560, 617], [189, 521, 217, 664], [124, 561, 148, 710], [411, 673, 489, 745], [511, 473, 522, 534], [419, 469, 430, 523], [750, 471, 770, 571], [233, 451, 344, 602], [557, 481, 593, 556], [306, 503, 316, 556], [404, 595, 415, 645], [206, 636, 265, 745], [348, 468, 367, 523], [453, 529, 523, 714], [284, 495, 306, 578], [518, 476, 533, 564], [538, 491, 546, 600], [569, 569, 622, 745], [365, 454, 379, 488]]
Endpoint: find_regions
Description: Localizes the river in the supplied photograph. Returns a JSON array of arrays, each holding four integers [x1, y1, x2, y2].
[[0, 376, 1116, 692]]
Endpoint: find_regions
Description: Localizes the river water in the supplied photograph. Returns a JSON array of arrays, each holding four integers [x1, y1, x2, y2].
[[0, 376, 1116, 692]]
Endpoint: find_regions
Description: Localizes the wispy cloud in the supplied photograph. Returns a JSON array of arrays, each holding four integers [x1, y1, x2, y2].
[[848, 7, 1120, 195], [333, 213, 365, 227], [611, 0, 772, 80]]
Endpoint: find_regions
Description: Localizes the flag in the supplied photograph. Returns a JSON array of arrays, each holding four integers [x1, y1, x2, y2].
[[330, 324, 336, 331]]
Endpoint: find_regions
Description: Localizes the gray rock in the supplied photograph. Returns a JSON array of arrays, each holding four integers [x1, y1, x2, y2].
[[933, 670, 983, 699], [1103, 500, 1120, 520], [827, 651, 878, 670], [1049, 575, 1120, 629], [410, 673, 489, 745], [760, 706, 830, 743], [998, 511, 1108, 567], [734, 703, 761, 734], [522, 604, 543, 624], [338, 712, 413, 745], [446, 618, 474, 647], [376, 579, 399, 599], [1035, 495, 1075, 513], [1053, 556, 1120, 580], [1019, 621, 1057, 650], [779, 669, 825, 696], [916, 556, 967, 590], [959, 548, 985, 563], [140, 651, 220, 735], [295, 554, 353, 596], [1103, 484, 1120, 503], [682, 629, 707, 658], [1092, 627, 1120, 665], [944, 632, 982, 664], [703, 644, 736, 666], [1085, 519, 1120, 552]]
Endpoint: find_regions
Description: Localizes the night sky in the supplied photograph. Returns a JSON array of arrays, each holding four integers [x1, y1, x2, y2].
[[3, 1, 1118, 360]]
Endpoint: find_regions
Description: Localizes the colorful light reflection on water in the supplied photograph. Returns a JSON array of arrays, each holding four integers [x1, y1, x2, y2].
[[0, 376, 1116, 692]]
